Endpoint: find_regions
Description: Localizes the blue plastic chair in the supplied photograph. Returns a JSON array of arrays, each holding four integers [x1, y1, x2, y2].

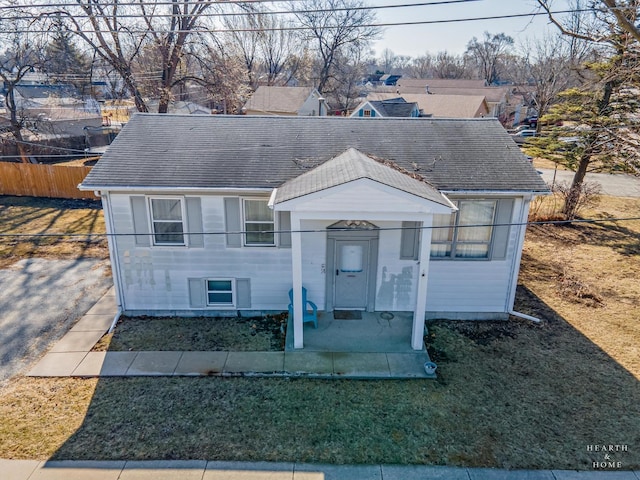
[[288, 287, 318, 328]]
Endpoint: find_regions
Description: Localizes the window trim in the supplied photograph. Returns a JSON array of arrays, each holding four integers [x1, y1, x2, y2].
[[363, 109, 372, 117], [430, 199, 498, 261], [205, 278, 236, 307], [242, 197, 276, 247], [147, 196, 188, 247]]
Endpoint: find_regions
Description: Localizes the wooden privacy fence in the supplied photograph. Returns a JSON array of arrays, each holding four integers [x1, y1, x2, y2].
[[0, 162, 97, 200]]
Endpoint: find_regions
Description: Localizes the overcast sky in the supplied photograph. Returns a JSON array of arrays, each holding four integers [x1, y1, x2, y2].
[[368, 0, 573, 57]]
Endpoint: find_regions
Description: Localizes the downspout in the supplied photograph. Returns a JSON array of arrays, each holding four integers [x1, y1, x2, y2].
[[505, 195, 543, 324], [98, 191, 124, 333], [509, 309, 542, 323]]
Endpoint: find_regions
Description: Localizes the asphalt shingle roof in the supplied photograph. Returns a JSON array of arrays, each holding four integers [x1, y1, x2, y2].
[[80, 114, 549, 193], [274, 147, 450, 206], [367, 100, 418, 117]]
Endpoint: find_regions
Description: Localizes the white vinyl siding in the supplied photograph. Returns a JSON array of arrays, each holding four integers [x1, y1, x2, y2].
[[111, 192, 522, 317]]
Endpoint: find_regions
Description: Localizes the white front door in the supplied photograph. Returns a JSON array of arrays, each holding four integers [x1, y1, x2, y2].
[[334, 240, 370, 309]]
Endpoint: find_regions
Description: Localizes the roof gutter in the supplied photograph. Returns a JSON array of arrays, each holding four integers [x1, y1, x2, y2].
[[78, 184, 274, 193]]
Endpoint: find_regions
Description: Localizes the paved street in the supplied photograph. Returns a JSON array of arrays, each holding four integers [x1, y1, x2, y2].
[[0, 258, 112, 384], [537, 168, 640, 197]]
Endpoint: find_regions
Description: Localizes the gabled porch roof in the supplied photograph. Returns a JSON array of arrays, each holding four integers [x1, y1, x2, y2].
[[272, 148, 454, 210]]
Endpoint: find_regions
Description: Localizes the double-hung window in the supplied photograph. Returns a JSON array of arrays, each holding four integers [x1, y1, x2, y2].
[[243, 199, 275, 246], [149, 197, 186, 246], [206, 279, 235, 306], [431, 200, 497, 259]]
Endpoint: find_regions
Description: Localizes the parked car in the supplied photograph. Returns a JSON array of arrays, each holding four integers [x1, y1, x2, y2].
[[510, 129, 537, 145]]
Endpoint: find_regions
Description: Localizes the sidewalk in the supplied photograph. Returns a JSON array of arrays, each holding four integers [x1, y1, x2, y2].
[[26, 288, 435, 379], [3, 459, 639, 480]]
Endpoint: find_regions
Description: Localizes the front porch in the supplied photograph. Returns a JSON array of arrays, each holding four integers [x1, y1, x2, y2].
[[285, 311, 425, 353]]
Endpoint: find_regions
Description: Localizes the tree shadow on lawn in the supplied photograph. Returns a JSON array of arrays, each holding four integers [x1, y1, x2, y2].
[[51, 286, 639, 470]]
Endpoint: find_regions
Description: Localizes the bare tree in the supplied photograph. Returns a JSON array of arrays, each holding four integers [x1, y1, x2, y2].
[[528, 0, 640, 217], [331, 45, 369, 114], [407, 54, 434, 78], [515, 34, 585, 128], [433, 51, 469, 79], [465, 32, 514, 84], [223, 6, 262, 88], [293, 0, 380, 92], [54, 0, 213, 113], [0, 14, 46, 163]]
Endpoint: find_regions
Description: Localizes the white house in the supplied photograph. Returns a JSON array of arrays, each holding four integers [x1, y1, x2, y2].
[[79, 114, 549, 350]]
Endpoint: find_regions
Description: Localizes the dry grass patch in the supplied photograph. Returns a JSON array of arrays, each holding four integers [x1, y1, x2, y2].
[[521, 195, 640, 375], [0, 196, 108, 268], [0, 377, 98, 459]]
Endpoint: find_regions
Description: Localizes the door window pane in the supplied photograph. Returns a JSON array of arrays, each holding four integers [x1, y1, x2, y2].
[[340, 244, 363, 272]]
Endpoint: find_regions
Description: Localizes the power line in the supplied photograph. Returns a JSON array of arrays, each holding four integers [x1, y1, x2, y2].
[[0, 8, 602, 35], [2, 216, 639, 239], [6, 0, 484, 21]]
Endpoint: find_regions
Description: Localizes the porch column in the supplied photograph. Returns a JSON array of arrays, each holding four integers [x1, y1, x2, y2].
[[412, 215, 433, 350], [290, 212, 304, 349]]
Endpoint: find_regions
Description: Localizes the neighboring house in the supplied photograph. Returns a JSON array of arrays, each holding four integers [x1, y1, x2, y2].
[[79, 114, 549, 350], [395, 78, 488, 90], [379, 74, 402, 86], [379, 80, 512, 120], [350, 98, 420, 118], [366, 93, 489, 118], [243, 86, 328, 116], [144, 100, 211, 115]]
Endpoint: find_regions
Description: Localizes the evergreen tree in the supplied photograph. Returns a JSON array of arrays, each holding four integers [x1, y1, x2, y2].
[[525, 50, 640, 218], [44, 20, 91, 93]]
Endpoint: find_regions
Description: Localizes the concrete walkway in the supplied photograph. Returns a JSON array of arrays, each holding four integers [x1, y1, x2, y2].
[[3, 459, 639, 480], [26, 288, 435, 379]]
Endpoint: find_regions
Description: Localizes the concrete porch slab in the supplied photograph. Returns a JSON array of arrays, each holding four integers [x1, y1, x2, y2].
[[126, 351, 182, 375], [287, 311, 419, 354], [29, 460, 125, 480], [49, 330, 105, 353], [120, 460, 207, 479], [174, 351, 228, 376], [27, 352, 87, 377], [70, 314, 114, 332], [224, 352, 285, 374], [284, 351, 333, 375], [205, 461, 295, 480], [0, 459, 40, 480], [332, 352, 390, 378]]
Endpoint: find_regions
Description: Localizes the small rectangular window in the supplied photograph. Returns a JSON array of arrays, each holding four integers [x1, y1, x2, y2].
[[243, 199, 275, 246], [149, 197, 185, 245], [363, 109, 372, 117], [206, 279, 235, 306]]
